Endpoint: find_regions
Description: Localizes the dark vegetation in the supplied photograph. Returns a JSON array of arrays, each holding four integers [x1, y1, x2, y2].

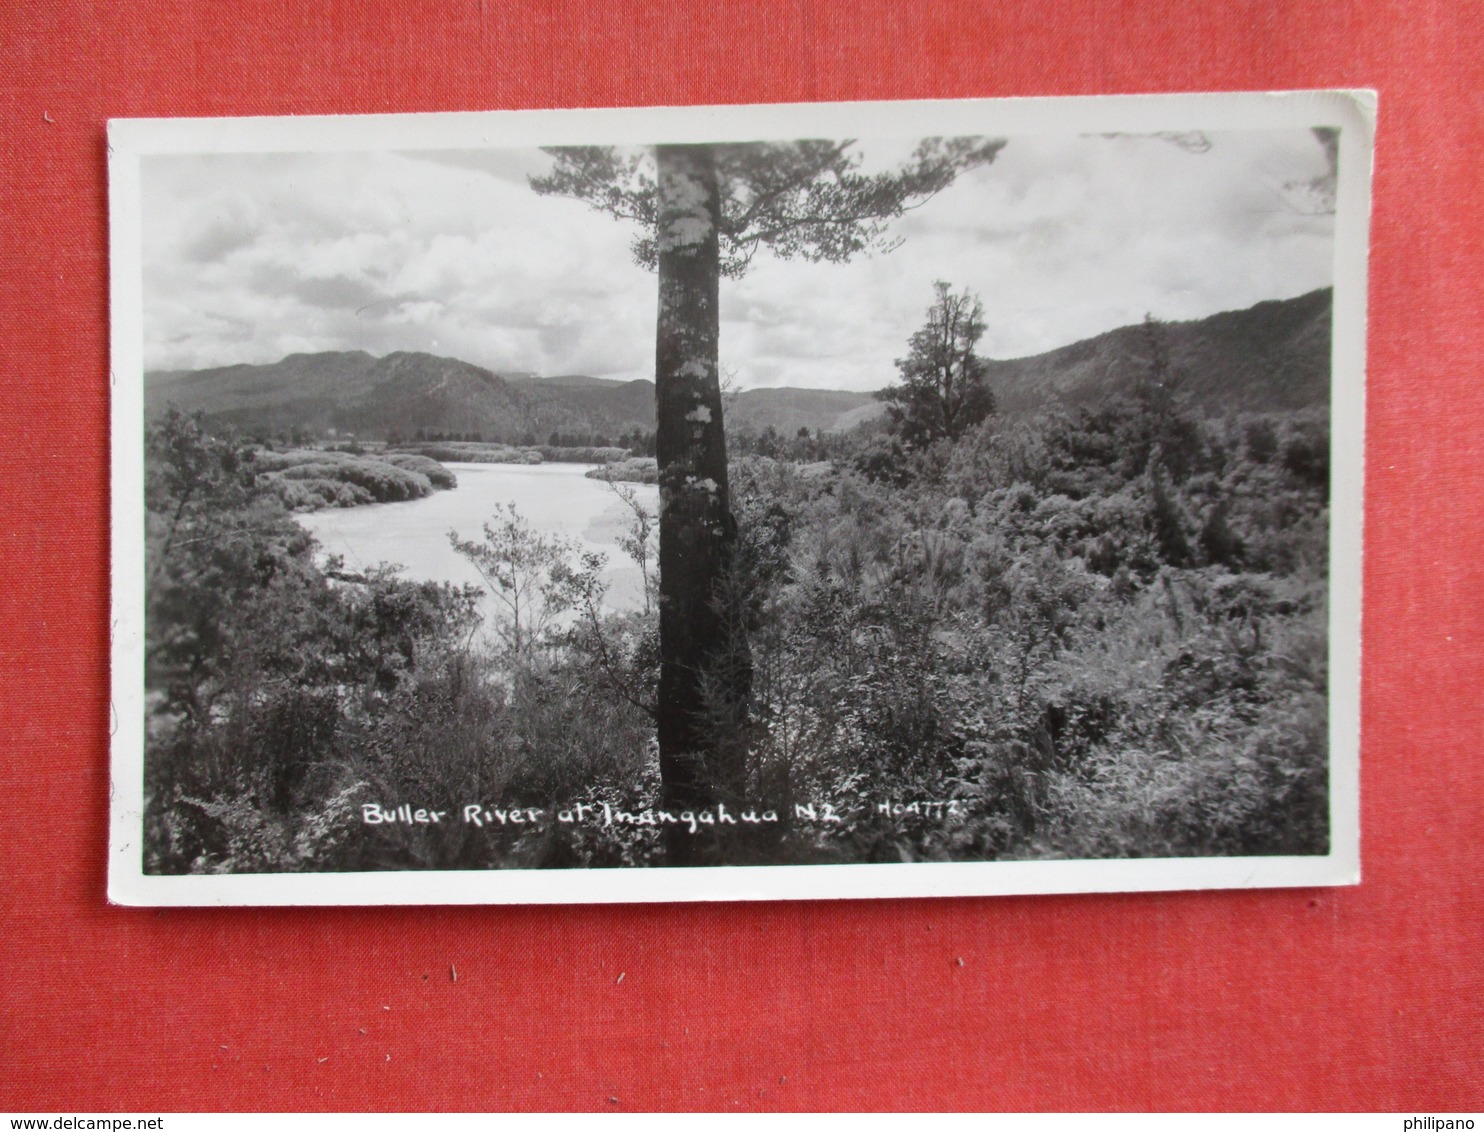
[[143, 295, 1330, 873], [392, 440, 630, 466], [253, 447, 457, 511], [144, 407, 658, 872], [878, 281, 998, 445], [587, 457, 660, 485]]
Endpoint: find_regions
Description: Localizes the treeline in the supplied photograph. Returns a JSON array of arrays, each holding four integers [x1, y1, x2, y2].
[[730, 425, 847, 462], [207, 411, 850, 469], [388, 426, 659, 455], [393, 441, 631, 466]]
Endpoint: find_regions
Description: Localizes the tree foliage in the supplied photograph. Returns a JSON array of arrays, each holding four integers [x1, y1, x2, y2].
[[530, 137, 1007, 277], [143, 412, 491, 873], [878, 281, 996, 447], [448, 503, 592, 660]]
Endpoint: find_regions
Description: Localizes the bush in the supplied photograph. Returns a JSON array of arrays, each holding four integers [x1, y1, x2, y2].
[[252, 447, 456, 508], [587, 457, 658, 484], [394, 441, 541, 464], [276, 458, 431, 501], [144, 391, 1333, 872], [379, 452, 458, 489]]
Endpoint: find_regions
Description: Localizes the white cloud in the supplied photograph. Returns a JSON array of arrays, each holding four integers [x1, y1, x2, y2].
[[141, 129, 1333, 391]]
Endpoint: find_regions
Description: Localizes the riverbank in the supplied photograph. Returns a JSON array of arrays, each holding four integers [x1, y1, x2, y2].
[[296, 459, 658, 619], [586, 457, 658, 484], [257, 443, 645, 511], [255, 447, 457, 511], [394, 440, 630, 465]]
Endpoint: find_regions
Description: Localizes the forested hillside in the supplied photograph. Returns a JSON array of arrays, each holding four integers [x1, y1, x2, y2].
[[987, 288, 1332, 414], [144, 289, 1331, 445]]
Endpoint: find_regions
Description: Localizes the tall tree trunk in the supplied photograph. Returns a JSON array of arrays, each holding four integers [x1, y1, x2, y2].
[[653, 144, 750, 830]]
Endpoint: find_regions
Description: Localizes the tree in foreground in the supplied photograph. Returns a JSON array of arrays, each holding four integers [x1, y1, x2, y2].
[[878, 281, 996, 447], [449, 503, 586, 660], [531, 138, 1006, 825]]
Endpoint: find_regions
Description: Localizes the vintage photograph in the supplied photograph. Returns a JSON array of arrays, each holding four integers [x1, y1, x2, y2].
[[109, 94, 1368, 903]]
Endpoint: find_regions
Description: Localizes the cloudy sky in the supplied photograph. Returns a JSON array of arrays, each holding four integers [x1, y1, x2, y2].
[[141, 129, 1334, 391]]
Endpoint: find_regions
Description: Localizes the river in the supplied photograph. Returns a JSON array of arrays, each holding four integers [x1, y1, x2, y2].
[[297, 462, 659, 623]]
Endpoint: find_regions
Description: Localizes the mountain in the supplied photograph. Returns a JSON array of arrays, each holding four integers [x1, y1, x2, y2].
[[145, 351, 536, 440], [986, 287, 1332, 415], [144, 289, 1331, 442], [146, 353, 879, 441]]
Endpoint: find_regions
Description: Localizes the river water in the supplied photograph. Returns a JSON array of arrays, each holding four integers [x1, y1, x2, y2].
[[297, 462, 659, 620]]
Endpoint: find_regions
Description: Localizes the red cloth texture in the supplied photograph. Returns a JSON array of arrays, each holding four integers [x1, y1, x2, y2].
[[1, 0, 1480, 1113]]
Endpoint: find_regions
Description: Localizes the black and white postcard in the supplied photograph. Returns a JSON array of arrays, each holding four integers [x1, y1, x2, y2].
[[108, 92, 1371, 904]]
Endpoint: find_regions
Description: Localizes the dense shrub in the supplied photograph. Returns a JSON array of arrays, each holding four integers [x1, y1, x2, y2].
[[534, 445, 629, 463], [587, 457, 659, 484], [710, 397, 1330, 863], [264, 476, 375, 510], [252, 447, 456, 510], [276, 459, 430, 499], [396, 442, 541, 464], [144, 390, 1332, 872], [379, 452, 458, 488]]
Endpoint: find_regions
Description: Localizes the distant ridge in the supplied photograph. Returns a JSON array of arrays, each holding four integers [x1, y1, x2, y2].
[[145, 289, 1331, 441], [987, 287, 1332, 415], [145, 351, 882, 440], [146, 350, 536, 439]]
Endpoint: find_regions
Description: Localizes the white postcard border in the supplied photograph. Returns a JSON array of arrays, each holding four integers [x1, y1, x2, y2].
[[108, 90, 1372, 906]]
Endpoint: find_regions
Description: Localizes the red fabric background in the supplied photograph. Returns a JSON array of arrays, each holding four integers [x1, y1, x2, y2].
[[2, 0, 1480, 1113]]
